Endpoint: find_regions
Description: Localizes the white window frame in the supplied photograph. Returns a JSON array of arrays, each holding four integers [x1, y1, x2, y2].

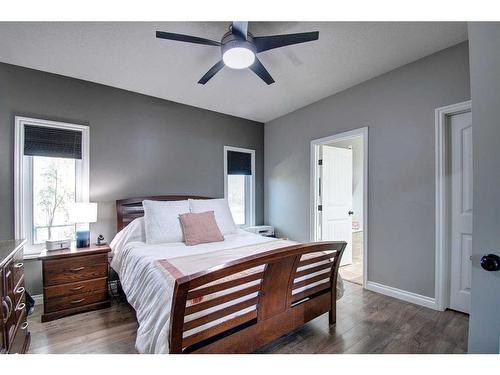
[[223, 146, 255, 227], [14, 116, 90, 258]]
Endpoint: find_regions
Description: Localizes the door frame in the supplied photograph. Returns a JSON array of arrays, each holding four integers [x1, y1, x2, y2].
[[310, 127, 368, 286], [435, 100, 471, 311]]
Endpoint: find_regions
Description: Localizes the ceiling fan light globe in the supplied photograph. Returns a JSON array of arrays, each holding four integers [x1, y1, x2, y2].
[[222, 47, 255, 69]]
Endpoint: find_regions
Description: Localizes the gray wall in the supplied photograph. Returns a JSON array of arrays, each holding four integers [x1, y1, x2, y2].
[[468, 23, 500, 354], [0, 62, 264, 294], [265, 42, 470, 298]]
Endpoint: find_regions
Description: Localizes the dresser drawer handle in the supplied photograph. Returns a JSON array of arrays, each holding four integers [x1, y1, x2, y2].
[[17, 303, 25, 311], [2, 299, 10, 323], [3, 296, 13, 321], [21, 321, 29, 330], [70, 298, 85, 304], [14, 262, 24, 268], [16, 287, 25, 294], [70, 286, 84, 291], [70, 266, 85, 272]]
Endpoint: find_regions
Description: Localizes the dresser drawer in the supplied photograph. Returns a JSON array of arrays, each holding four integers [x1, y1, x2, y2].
[[13, 278, 25, 308], [11, 248, 24, 287], [43, 254, 107, 286], [44, 277, 107, 299], [44, 289, 108, 313], [13, 291, 26, 322], [8, 310, 29, 354]]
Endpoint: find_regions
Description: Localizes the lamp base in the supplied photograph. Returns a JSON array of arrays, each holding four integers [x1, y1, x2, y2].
[[76, 230, 91, 248]]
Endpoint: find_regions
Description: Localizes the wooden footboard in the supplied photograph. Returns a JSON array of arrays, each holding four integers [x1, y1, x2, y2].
[[169, 241, 345, 353], [115, 196, 345, 354]]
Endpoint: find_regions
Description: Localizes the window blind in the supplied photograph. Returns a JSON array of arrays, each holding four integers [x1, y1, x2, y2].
[[24, 125, 82, 159], [227, 151, 252, 175]]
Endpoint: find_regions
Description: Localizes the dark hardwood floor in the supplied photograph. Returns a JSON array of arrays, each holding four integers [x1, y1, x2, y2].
[[27, 281, 468, 354]]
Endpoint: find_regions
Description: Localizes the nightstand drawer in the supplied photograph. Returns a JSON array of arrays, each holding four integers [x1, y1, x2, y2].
[[43, 254, 107, 286], [44, 277, 107, 299], [45, 289, 108, 313]]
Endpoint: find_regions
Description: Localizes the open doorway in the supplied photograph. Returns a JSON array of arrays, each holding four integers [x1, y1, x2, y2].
[[311, 127, 368, 286]]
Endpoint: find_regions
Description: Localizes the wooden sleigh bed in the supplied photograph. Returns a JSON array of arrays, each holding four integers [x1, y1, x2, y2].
[[115, 195, 346, 354]]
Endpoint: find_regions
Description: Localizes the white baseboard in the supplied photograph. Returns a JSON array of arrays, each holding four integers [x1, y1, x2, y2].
[[365, 281, 438, 310], [32, 294, 44, 306]]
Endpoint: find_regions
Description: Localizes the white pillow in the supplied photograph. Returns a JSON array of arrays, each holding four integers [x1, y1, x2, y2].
[[143, 200, 189, 244], [189, 198, 237, 235]]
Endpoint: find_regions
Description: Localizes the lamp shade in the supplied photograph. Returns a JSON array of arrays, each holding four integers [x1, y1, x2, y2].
[[71, 202, 97, 224]]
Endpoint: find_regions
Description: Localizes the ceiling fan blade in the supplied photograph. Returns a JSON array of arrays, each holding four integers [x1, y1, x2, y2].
[[231, 21, 248, 40], [249, 58, 275, 85], [198, 60, 225, 84], [253, 31, 319, 53], [156, 31, 221, 46]]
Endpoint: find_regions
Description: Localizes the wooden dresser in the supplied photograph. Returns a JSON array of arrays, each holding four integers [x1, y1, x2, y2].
[[1, 239, 30, 354], [38, 245, 111, 322]]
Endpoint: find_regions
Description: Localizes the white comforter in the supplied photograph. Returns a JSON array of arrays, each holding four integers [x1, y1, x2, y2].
[[110, 229, 343, 353], [111, 230, 286, 353]]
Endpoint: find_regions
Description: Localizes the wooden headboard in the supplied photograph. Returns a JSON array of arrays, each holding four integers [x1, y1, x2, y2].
[[116, 195, 211, 231]]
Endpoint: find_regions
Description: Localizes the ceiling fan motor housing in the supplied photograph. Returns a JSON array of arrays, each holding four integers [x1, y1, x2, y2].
[[221, 31, 256, 55]]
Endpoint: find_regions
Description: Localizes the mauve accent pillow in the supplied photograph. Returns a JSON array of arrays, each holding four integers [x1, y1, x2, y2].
[[179, 211, 224, 246]]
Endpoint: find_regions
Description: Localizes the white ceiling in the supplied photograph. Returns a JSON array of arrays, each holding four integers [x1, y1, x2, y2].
[[0, 22, 467, 122]]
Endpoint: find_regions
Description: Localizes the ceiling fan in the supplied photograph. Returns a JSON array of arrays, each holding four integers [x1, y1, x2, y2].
[[156, 22, 319, 85]]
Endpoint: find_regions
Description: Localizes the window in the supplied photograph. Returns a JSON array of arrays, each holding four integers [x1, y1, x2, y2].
[[15, 117, 89, 256], [224, 146, 255, 227]]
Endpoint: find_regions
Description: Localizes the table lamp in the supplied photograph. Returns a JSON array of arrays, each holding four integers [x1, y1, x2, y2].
[[72, 202, 97, 248]]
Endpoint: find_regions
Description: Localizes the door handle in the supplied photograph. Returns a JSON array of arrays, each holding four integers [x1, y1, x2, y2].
[[480, 254, 500, 271], [348, 210, 354, 216]]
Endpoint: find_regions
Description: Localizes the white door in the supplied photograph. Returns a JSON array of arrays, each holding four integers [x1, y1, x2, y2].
[[320, 145, 353, 266], [450, 111, 473, 314]]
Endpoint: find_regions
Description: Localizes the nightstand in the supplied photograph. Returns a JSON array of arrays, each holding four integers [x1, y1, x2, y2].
[[38, 244, 111, 322], [244, 225, 275, 237]]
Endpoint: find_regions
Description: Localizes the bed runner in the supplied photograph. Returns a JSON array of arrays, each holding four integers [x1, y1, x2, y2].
[[156, 238, 344, 306]]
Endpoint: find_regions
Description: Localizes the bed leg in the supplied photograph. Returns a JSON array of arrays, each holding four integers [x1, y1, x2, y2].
[[329, 309, 336, 325], [329, 293, 337, 325]]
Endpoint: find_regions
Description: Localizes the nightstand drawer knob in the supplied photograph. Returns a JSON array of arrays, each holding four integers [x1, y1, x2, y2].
[[70, 298, 85, 304], [16, 287, 25, 294], [21, 322, 29, 330], [70, 266, 85, 272], [17, 303, 25, 311], [14, 262, 23, 268]]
